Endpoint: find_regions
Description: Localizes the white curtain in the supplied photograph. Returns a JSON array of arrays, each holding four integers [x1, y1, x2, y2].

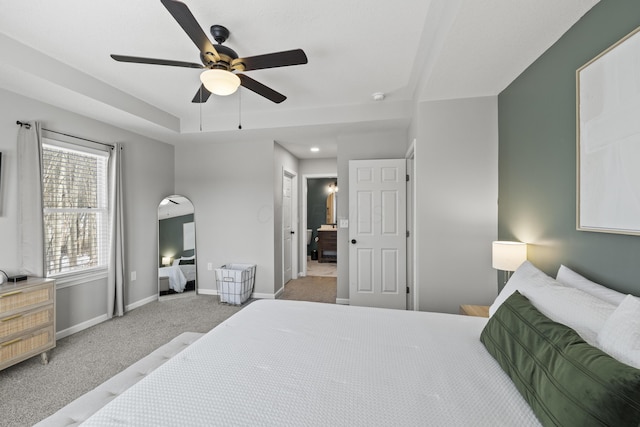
[[107, 143, 125, 318], [17, 122, 45, 277]]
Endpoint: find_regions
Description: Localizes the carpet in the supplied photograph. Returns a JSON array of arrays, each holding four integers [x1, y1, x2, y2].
[[280, 276, 337, 304], [306, 259, 337, 277]]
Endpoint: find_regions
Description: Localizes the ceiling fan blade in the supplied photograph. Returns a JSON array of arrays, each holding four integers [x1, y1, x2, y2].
[[111, 54, 203, 69], [191, 84, 212, 103], [160, 0, 220, 61], [238, 74, 286, 103], [235, 49, 308, 71]]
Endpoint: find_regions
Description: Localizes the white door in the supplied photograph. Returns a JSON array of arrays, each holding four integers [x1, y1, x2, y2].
[[349, 159, 406, 309], [283, 173, 293, 284]]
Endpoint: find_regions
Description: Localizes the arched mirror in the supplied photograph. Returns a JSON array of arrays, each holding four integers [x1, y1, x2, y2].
[[158, 195, 197, 298]]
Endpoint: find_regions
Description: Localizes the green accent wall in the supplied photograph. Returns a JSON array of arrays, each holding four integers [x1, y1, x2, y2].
[[307, 178, 336, 255], [158, 214, 194, 265], [498, 0, 640, 293]]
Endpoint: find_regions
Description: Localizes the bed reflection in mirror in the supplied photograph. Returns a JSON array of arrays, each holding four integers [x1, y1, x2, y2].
[[158, 195, 197, 298]]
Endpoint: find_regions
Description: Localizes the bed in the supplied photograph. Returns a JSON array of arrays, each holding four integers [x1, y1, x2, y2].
[[40, 262, 640, 426], [157, 265, 187, 292], [68, 299, 541, 426], [158, 256, 197, 293], [173, 256, 196, 282]]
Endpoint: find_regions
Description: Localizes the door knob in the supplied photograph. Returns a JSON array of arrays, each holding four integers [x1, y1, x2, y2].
[[351, 239, 357, 244], [290, 231, 295, 234]]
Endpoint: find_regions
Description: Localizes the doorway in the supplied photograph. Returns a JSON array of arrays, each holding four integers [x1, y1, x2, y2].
[[302, 175, 338, 278]]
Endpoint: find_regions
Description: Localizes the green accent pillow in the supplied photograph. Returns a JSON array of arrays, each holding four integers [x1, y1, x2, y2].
[[480, 291, 640, 427]]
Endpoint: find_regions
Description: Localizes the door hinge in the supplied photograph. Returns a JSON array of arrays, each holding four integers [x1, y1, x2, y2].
[[406, 174, 410, 182], [406, 230, 410, 238], [406, 286, 410, 294]]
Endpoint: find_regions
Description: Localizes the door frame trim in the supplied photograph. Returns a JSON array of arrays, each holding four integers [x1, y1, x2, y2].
[[406, 138, 418, 311], [282, 168, 298, 287]]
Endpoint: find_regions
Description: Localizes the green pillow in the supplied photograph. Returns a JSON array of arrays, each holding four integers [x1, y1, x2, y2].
[[480, 291, 640, 427]]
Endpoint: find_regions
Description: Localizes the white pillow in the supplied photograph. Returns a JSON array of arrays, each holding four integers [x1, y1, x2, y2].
[[520, 281, 616, 346], [598, 294, 640, 369], [173, 255, 196, 266], [489, 261, 557, 317], [556, 265, 625, 306]]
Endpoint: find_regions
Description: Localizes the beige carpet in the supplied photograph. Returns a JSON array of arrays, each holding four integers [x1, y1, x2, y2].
[[306, 259, 337, 277], [280, 276, 336, 304]]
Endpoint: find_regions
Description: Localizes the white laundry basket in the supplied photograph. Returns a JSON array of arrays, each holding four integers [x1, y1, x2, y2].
[[215, 264, 256, 305]]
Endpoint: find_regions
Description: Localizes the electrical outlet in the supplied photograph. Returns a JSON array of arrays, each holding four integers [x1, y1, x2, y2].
[[339, 219, 349, 228], [130, 271, 136, 281], [207, 263, 213, 271]]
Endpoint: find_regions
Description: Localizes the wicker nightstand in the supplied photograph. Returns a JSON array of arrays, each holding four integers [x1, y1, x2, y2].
[[459, 304, 489, 318]]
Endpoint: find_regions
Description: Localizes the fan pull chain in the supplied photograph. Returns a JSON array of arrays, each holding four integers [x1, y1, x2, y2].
[[238, 87, 242, 130], [199, 87, 203, 132]]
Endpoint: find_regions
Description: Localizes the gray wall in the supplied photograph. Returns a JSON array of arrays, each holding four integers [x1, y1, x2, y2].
[[0, 88, 174, 335], [174, 139, 276, 297], [414, 97, 499, 313], [498, 0, 640, 294]]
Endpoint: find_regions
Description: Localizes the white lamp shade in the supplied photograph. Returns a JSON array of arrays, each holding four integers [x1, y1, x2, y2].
[[200, 69, 241, 96], [162, 256, 172, 266], [492, 241, 527, 271]]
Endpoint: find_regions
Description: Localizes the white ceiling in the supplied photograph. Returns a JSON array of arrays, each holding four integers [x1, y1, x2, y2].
[[0, 0, 598, 159]]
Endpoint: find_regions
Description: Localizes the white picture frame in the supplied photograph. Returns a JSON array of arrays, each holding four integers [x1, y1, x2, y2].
[[183, 222, 195, 250], [577, 26, 640, 235]]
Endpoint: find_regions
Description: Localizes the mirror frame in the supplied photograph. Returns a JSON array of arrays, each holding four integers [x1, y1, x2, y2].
[[157, 195, 197, 297]]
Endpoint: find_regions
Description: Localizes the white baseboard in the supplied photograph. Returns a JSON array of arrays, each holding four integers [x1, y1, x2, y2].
[[56, 294, 159, 340], [127, 294, 157, 311], [252, 292, 277, 299], [197, 288, 278, 300], [336, 298, 349, 305], [56, 314, 109, 340]]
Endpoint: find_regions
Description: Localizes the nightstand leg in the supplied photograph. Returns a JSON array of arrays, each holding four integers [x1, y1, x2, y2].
[[40, 351, 49, 365]]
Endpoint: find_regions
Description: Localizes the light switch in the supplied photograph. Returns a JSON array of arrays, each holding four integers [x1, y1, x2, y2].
[[207, 263, 213, 271], [339, 219, 349, 228], [131, 271, 136, 281]]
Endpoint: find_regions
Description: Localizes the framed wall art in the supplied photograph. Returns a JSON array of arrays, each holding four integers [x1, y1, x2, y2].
[[577, 26, 640, 235]]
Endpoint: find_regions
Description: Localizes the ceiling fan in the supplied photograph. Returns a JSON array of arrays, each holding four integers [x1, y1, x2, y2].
[[111, 0, 308, 104]]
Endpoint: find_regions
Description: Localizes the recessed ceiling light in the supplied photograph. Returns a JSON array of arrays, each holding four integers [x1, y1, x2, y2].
[[372, 92, 385, 101], [310, 147, 320, 152]]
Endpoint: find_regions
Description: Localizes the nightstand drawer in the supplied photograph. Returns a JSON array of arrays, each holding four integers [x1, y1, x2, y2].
[[0, 326, 54, 368], [0, 284, 53, 313], [0, 306, 54, 341]]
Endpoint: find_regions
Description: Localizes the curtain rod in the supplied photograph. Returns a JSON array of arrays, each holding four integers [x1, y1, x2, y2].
[[16, 121, 115, 149]]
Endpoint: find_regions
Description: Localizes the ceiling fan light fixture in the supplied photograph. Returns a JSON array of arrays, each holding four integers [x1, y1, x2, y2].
[[200, 69, 241, 96]]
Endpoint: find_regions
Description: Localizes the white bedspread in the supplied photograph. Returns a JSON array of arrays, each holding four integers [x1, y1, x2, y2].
[[158, 266, 186, 292], [178, 263, 196, 282], [82, 300, 540, 426]]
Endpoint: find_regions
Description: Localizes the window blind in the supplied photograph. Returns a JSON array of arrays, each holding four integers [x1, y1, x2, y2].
[[42, 140, 109, 276]]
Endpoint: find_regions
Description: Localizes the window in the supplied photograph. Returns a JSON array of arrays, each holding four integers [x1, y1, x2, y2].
[[42, 139, 109, 277]]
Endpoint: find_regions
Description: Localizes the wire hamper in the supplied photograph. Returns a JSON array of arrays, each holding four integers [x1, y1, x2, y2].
[[215, 264, 256, 305]]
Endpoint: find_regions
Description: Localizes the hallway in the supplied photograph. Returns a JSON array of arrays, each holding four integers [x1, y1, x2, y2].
[[280, 259, 337, 304]]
